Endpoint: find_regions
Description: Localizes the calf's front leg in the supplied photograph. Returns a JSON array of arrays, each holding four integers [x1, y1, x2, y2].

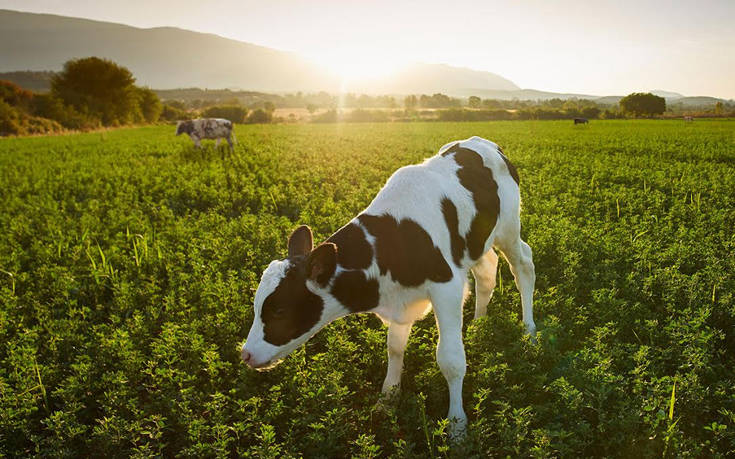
[[431, 280, 467, 438], [382, 321, 413, 395]]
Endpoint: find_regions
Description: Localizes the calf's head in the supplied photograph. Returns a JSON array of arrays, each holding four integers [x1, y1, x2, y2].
[[175, 120, 192, 136], [241, 225, 342, 369]]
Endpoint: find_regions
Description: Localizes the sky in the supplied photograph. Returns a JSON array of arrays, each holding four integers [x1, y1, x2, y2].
[[1, 0, 734, 98]]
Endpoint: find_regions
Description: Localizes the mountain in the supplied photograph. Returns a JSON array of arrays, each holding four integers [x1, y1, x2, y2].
[[454, 88, 598, 101], [0, 9, 334, 92], [669, 96, 727, 107], [357, 63, 518, 94], [0, 70, 54, 92], [0, 9, 518, 95], [650, 90, 685, 99]]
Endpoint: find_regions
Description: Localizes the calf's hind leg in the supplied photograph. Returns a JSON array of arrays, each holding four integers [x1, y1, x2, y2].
[[496, 237, 536, 336], [430, 278, 468, 438], [470, 249, 498, 319]]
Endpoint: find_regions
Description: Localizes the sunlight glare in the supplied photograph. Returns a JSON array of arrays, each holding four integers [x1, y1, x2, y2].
[[308, 49, 404, 83]]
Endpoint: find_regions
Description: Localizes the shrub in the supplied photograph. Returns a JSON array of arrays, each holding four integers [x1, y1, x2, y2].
[[245, 108, 272, 124], [160, 104, 191, 122], [202, 105, 248, 123], [0, 80, 34, 109], [601, 109, 624, 119], [581, 106, 601, 119], [31, 94, 100, 130], [310, 109, 338, 123], [346, 109, 390, 122], [0, 100, 62, 136], [0, 100, 21, 135], [165, 100, 187, 110], [437, 109, 514, 121]]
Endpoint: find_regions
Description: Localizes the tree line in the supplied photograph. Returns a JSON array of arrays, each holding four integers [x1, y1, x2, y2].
[[3, 57, 733, 136]]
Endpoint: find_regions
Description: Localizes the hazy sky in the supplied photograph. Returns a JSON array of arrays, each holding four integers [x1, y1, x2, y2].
[[2, 0, 734, 98]]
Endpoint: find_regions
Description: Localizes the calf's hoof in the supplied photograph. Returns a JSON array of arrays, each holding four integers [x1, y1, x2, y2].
[[380, 383, 401, 400], [448, 415, 468, 441]]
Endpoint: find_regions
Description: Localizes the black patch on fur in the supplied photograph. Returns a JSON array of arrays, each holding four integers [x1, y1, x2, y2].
[[358, 214, 452, 286], [331, 270, 379, 312], [441, 142, 460, 157], [441, 198, 465, 267], [261, 260, 323, 346], [446, 146, 500, 260], [177, 120, 194, 135], [306, 243, 337, 286], [327, 223, 373, 269], [497, 147, 520, 185]]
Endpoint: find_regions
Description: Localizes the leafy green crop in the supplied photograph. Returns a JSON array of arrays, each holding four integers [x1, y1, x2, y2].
[[1, 120, 734, 457]]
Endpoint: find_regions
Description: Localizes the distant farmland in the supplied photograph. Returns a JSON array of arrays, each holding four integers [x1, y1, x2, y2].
[[1, 120, 733, 456]]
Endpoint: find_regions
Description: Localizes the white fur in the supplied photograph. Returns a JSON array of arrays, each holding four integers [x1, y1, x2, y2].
[[242, 136, 535, 438]]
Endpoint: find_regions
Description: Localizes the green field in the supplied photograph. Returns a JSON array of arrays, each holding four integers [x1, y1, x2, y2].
[[1, 120, 734, 457]]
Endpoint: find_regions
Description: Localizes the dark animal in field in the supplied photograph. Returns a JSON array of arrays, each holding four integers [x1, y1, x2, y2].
[[176, 118, 235, 150], [574, 118, 589, 125], [241, 136, 536, 438]]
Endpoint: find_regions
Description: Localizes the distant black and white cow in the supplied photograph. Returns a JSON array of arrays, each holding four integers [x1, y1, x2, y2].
[[176, 118, 235, 150], [241, 136, 536, 437], [574, 117, 589, 125]]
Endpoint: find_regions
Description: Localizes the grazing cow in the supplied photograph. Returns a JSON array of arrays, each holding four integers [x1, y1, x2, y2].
[[574, 118, 589, 125], [684, 116, 694, 122], [241, 136, 536, 437], [176, 118, 235, 150]]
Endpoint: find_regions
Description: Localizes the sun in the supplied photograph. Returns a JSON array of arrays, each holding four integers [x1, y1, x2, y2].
[[308, 50, 403, 82]]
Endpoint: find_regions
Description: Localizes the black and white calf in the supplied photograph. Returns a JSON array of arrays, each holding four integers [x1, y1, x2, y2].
[[241, 136, 535, 436], [176, 118, 235, 150]]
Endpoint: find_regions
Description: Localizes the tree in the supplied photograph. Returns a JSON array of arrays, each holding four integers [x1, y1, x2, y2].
[[159, 103, 188, 122], [137, 87, 162, 123], [714, 101, 724, 115], [619, 92, 666, 117], [202, 105, 248, 123], [482, 99, 502, 109], [468, 96, 481, 109], [51, 57, 140, 125], [404, 95, 418, 110], [246, 108, 272, 124], [581, 106, 601, 119], [418, 93, 460, 108]]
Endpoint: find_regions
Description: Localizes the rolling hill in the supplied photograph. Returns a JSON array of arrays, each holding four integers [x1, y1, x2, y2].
[[0, 9, 518, 95]]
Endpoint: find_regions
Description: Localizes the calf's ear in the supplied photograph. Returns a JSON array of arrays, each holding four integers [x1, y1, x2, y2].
[[288, 225, 313, 258], [306, 243, 337, 286]]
